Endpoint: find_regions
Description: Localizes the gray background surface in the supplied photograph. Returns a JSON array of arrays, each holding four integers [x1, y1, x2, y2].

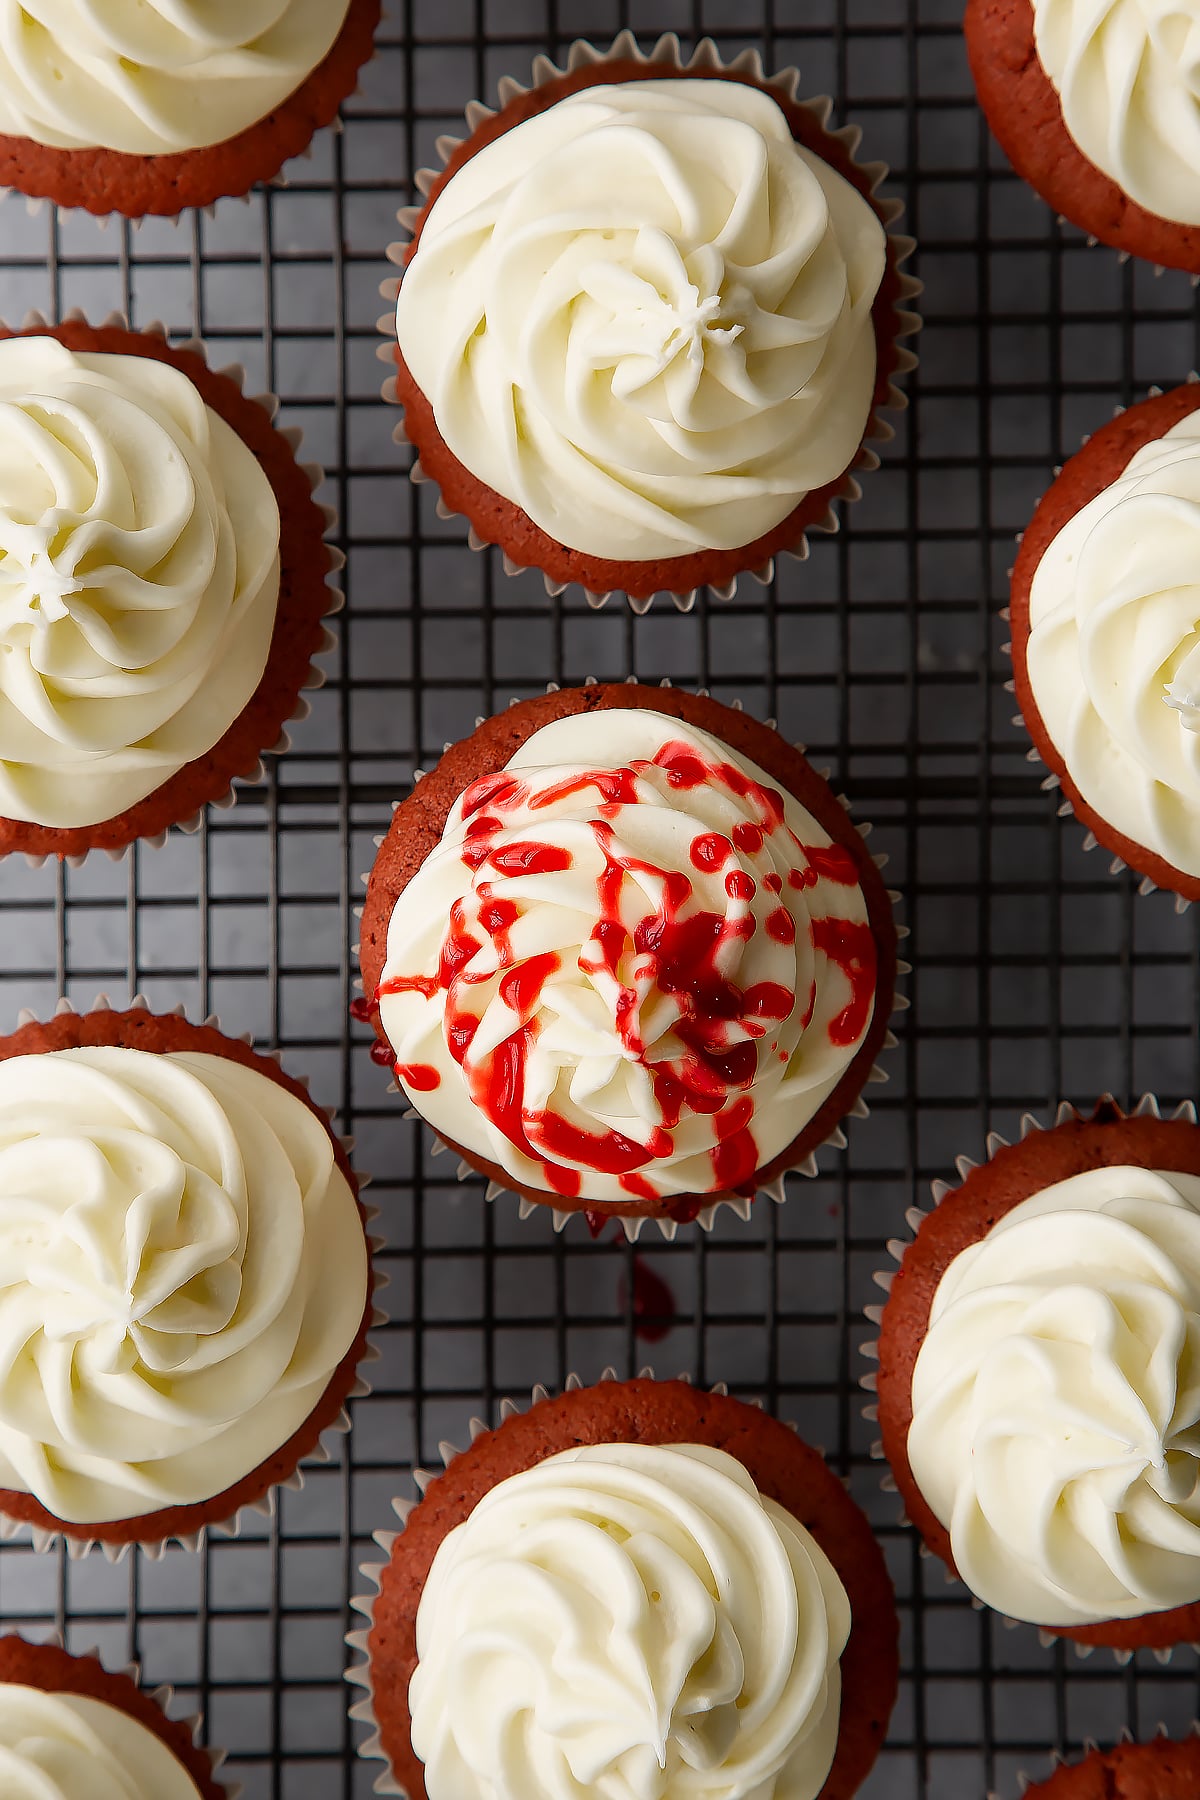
[[1, 1, 1199, 1794]]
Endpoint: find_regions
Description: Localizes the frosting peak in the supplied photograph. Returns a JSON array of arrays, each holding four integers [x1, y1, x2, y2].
[[377, 710, 877, 1205], [409, 1441, 850, 1800], [0, 336, 281, 830], [908, 1163, 1200, 1625], [1025, 410, 1200, 879], [395, 78, 887, 561], [0, 1045, 367, 1523]]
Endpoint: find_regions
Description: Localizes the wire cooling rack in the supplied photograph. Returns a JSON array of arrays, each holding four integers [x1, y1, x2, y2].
[[2, 2, 1200, 1796]]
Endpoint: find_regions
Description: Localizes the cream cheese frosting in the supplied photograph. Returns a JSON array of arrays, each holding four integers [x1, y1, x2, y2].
[[377, 710, 877, 1205], [0, 2, 352, 156], [1032, 0, 1200, 227], [1025, 410, 1200, 879], [908, 1163, 1200, 1626], [0, 1684, 200, 1800], [0, 336, 280, 830], [395, 77, 887, 561], [409, 1441, 850, 1800], [0, 1044, 367, 1524]]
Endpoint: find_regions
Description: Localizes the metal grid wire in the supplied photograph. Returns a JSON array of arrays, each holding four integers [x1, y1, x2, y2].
[[1, 0, 1199, 1794]]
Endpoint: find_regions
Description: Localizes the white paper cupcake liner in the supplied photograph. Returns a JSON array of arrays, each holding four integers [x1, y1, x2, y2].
[[352, 676, 909, 1239], [1003, 373, 1200, 913], [861, 1093, 1199, 1662], [345, 1367, 830, 1796], [376, 29, 921, 614], [0, 990, 385, 1563], [0, 307, 344, 869], [1060, 213, 1200, 287], [0, 1634, 238, 1796]]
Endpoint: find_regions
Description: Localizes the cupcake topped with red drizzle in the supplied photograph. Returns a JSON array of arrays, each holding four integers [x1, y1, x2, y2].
[[359, 685, 896, 1226]]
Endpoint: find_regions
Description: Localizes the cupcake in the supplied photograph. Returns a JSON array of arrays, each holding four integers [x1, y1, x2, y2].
[[1009, 384, 1200, 905], [0, 1, 380, 218], [348, 1376, 899, 1800], [0, 1636, 228, 1797], [384, 32, 919, 607], [874, 1096, 1200, 1650], [0, 998, 373, 1555], [965, 0, 1200, 274], [1018, 1737, 1200, 1799], [357, 684, 899, 1233], [0, 320, 338, 862]]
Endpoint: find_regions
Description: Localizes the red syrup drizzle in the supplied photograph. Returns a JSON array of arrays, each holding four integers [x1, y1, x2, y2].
[[376, 738, 874, 1196], [810, 918, 877, 1048], [396, 1062, 440, 1091]]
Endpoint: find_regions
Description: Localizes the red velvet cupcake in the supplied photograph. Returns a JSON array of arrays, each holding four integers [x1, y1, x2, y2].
[[965, 0, 1200, 274], [0, 997, 375, 1557], [0, 1, 380, 218], [381, 31, 919, 609], [873, 1096, 1200, 1652], [1018, 1736, 1200, 1799], [348, 1377, 899, 1800], [0, 318, 339, 863], [1009, 383, 1200, 906], [0, 1636, 229, 1797], [357, 684, 900, 1235]]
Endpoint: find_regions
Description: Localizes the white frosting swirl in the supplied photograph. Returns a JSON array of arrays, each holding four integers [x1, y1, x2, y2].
[[377, 710, 877, 1205], [395, 78, 886, 561], [0, 2, 352, 156], [1032, 0, 1200, 226], [0, 336, 280, 830], [908, 1164, 1200, 1626], [0, 1045, 367, 1524], [1025, 411, 1200, 879], [410, 1441, 850, 1800], [0, 1684, 199, 1800]]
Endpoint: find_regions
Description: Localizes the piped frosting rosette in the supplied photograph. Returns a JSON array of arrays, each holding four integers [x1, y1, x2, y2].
[[0, 314, 342, 864], [1009, 381, 1200, 907], [379, 31, 920, 611], [346, 1375, 900, 1800], [356, 686, 902, 1234], [869, 1095, 1200, 1654], [0, 997, 379, 1558], [0, 1636, 232, 1799], [0, 0, 382, 218]]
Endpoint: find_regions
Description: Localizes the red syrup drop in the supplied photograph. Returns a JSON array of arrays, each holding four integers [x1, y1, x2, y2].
[[368, 1039, 395, 1067], [787, 842, 860, 890], [732, 822, 765, 856], [765, 907, 796, 945], [349, 995, 375, 1023], [459, 771, 525, 818], [617, 1172, 658, 1202], [804, 842, 859, 884], [396, 1062, 440, 1091], [583, 1206, 608, 1239], [810, 917, 877, 1046], [689, 832, 731, 872], [499, 952, 562, 1019], [488, 840, 573, 876], [618, 1255, 677, 1343], [665, 1193, 705, 1225]]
